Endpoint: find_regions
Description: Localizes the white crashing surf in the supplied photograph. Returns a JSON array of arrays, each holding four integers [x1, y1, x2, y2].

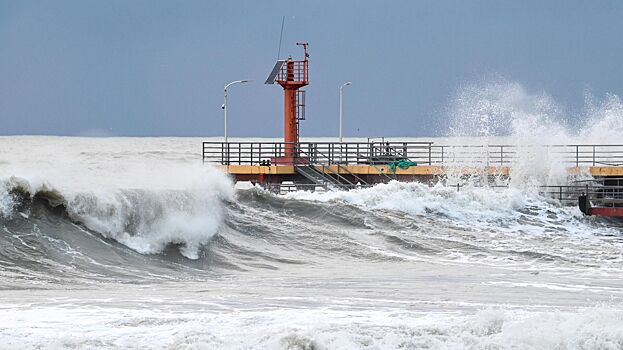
[[445, 79, 623, 188], [65, 185, 230, 259], [0, 137, 235, 259], [280, 180, 621, 241], [284, 181, 526, 223], [0, 181, 15, 218], [2, 303, 623, 350]]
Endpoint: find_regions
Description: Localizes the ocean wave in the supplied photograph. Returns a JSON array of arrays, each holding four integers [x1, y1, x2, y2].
[[276, 181, 623, 270], [0, 168, 234, 259], [280, 180, 615, 235], [283, 181, 530, 224]]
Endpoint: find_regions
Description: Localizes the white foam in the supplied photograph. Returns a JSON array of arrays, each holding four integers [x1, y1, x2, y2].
[[445, 79, 623, 187], [1, 301, 622, 349], [282, 180, 623, 271], [285, 181, 525, 222], [65, 184, 229, 259], [0, 181, 15, 217], [582, 93, 623, 143], [0, 137, 234, 259]]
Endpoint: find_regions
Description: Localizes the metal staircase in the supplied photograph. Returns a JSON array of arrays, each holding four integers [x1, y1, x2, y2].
[[294, 147, 370, 190], [295, 165, 345, 190]]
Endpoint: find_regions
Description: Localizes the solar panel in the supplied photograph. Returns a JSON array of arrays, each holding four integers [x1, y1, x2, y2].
[[265, 60, 285, 84]]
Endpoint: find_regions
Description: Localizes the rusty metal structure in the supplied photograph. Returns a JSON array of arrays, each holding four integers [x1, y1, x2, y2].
[[265, 43, 309, 162]]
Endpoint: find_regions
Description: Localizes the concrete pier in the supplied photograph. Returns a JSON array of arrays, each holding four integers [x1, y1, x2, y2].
[[203, 141, 623, 189]]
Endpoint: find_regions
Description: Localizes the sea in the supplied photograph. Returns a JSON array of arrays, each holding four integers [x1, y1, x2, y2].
[[1, 85, 623, 349]]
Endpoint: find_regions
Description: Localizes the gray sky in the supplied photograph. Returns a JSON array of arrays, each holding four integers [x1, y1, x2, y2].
[[1, 0, 622, 137]]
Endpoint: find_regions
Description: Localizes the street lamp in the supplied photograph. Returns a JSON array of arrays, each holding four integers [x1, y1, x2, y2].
[[339, 82, 351, 143], [223, 80, 250, 143]]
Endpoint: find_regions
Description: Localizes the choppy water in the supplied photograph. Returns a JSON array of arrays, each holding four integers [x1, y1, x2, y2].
[[2, 81, 623, 349], [1, 134, 622, 349]]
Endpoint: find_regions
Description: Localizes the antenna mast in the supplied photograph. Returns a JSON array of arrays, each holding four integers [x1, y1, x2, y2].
[[276, 16, 285, 60]]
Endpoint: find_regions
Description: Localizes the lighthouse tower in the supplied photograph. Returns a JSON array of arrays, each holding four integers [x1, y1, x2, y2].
[[265, 42, 309, 161]]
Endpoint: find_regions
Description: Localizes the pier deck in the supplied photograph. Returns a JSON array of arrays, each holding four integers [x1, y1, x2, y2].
[[203, 141, 623, 187], [221, 164, 623, 177]]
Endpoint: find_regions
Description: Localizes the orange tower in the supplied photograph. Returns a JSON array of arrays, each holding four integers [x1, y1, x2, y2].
[[265, 43, 309, 160]]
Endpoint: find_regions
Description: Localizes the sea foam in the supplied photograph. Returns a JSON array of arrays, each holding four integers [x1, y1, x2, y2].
[[0, 137, 234, 259]]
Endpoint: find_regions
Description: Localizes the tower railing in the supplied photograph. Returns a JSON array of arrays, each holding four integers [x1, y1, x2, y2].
[[276, 60, 308, 83]]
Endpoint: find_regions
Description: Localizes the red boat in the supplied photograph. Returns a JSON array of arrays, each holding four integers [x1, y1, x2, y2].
[[578, 178, 623, 217]]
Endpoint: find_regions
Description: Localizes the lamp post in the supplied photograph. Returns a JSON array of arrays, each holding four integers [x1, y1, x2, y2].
[[339, 82, 351, 143], [223, 80, 250, 143]]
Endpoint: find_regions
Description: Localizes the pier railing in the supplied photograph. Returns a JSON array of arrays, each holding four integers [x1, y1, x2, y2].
[[538, 178, 623, 208], [202, 142, 623, 167]]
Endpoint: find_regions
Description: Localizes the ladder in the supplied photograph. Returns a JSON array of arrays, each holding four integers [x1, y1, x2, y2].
[[295, 90, 305, 142]]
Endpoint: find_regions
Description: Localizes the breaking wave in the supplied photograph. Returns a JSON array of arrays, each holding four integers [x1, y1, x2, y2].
[[447, 79, 623, 144], [0, 164, 234, 260], [0, 80, 623, 348], [445, 79, 623, 187]]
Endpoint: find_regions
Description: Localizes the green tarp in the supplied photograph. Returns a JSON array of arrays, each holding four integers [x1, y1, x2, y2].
[[389, 159, 418, 173]]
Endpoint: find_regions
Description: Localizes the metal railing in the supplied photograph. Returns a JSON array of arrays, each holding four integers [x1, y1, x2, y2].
[[202, 142, 623, 167], [277, 60, 308, 83], [500, 179, 623, 205], [431, 144, 623, 167], [203, 141, 434, 165], [265, 182, 368, 194], [539, 184, 623, 204]]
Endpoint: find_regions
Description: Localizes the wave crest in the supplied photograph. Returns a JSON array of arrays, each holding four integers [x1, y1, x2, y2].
[[0, 166, 234, 259]]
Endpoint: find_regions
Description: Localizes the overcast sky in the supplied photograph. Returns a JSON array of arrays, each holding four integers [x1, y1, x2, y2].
[[0, 1, 622, 137]]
